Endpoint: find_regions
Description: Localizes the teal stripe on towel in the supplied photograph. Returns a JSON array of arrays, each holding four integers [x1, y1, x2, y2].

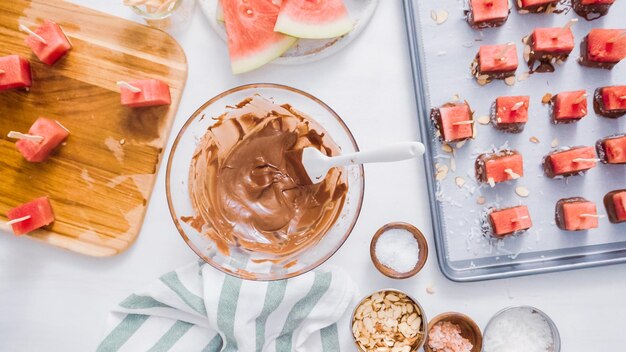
[[275, 272, 333, 352], [146, 320, 193, 352], [320, 324, 339, 352], [97, 314, 149, 352], [202, 334, 224, 352], [160, 271, 207, 316], [119, 294, 171, 310], [255, 280, 288, 351], [217, 275, 243, 352]]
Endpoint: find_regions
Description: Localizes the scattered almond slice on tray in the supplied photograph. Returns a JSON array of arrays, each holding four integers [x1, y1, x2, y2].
[[431, 10, 449, 25], [477, 115, 491, 125], [542, 93, 553, 104], [551, 138, 559, 148], [516, 186, 530, 198], [530, 136, 541, 144], [455, 176, 465, 188]]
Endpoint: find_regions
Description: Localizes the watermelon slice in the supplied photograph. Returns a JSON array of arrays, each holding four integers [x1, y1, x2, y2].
[[24, 20, 72, 66], [274, 0, 354, 39], [15, 117, 70, 162], [6, 197, 55, 235], [119, 79, 171, 108], [221, 0, 296, 74]]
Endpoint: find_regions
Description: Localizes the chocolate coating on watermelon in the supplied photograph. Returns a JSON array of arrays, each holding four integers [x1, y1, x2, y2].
[[596, 134, 626, 164], [579, 29, 626, 69], [431, 101, 474, 143], [543, 146, 598, 178], [488, 205, 532, 237], [555, 197, 599, 231], [572, 0, 615, 21], [492, 96, 529, 132], [465, 0, 510, 29], [604, 190, 626, 224], [593, 86, 626, 118]]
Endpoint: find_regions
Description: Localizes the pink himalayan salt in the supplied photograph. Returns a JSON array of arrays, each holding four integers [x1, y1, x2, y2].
[[428, 321, 473, 352]]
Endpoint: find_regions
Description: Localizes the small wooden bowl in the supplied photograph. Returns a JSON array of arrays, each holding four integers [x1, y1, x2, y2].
[[370, 222, 428, 279], [425, 312, 482, 352]]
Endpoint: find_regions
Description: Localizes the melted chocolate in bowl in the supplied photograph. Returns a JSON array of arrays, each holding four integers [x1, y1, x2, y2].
[[185, 96, 348, 257]]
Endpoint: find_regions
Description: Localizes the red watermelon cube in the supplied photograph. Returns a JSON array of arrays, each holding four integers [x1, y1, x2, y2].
[[556, 198, 599, 231], [605, 190, 626, 223], [495, 96, 529, 131], [489, 206, 532, 237], [599, 86, 626, 113], [15, 117, 70, 162], [531, 28, 575, 54], [0, 55, 32, 91], [432, 102, 474, 143], [24, 20, 72, 66], [6, 197, 55, 235], [468, 0, 509, 27], [598, 135, 626, 164], [479, 44, 518, 73], [119, 79, 171, 108], [519, 0, 558, 9], [476, 150, 524, 185], [553, 90, 587, 122], [544, 146, 597, 177], [584, 29, 626, 65]]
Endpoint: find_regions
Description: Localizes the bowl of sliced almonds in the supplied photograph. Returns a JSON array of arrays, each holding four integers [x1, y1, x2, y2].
[[351, 289, 428, 352]]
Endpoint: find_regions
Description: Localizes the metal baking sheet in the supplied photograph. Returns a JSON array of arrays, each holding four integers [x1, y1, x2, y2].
[[403, 0, 626, 281]]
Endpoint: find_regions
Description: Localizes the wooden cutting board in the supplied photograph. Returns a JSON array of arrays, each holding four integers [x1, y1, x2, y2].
[[0, 0, 187, 256]]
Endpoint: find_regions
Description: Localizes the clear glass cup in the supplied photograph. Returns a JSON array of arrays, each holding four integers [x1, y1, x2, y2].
[[129, 0, 196, 32], [166, 84, 365, 281]]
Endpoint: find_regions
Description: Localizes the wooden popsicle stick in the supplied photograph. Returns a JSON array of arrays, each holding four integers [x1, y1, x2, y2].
[[55, 120, 71, 133], [452, 120, 474, 125], [18, 23, 47, 45], [619, 95, 626, 100], [511, 215, 529, 223], [116, 81, 142, 93], [504, 168, 521, 179], [7, 131, 44, 142], [0, 69, 5, 75], [6, 215, 31, 225], [487, 177, 495, 188], [574, 93, 588, 104], [554, 19, 577, 39], [497, 43, 515, 61], [572, 157, 600, 163], [579, 214, 605, 218], [511, 101, 525, 111]]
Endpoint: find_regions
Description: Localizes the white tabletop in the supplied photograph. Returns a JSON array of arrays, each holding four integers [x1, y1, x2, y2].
[[1, 1, 624, 351]]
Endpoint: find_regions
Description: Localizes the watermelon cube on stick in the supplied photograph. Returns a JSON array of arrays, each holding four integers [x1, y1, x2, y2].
[[489, 206, 532, 237], [274, 0, 354, 39], [6, 197, 55, 235], [10, 117, 70, 162], [556, 198, 600, 231], [0, 55, 32, 91], [22, 20, 72, 66], [117, 80, 171, 108], [222, 0, 296, 74]]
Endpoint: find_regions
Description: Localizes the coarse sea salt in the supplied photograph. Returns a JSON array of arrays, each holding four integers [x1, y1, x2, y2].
[[375, 228, 420, 273], [483, 307, 554, 352]]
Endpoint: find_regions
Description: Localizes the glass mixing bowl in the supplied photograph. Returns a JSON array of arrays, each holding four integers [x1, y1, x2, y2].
[[166, 84, 365, 280]]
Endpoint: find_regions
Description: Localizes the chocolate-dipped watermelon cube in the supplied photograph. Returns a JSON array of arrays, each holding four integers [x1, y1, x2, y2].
[[543, 146, 598, 178], [572, 0, 615, 21], [6, 197, 55, 235], [476, 150, 524, 186], [466, 0, 510, 29], [579, 29, 626, 69], [552, 90, 588, 123], [516, 0, 559, 13], [430, 102, 474, 143], [0, 55, 32, 91], [493, 96, 529, 132], [471, 44, 518, 85], [119, 79, 172, 108], [604, 190, 626, 224], [489, 205, 532, 237], [596, 134, 626, 164], [24, 20, 72, 66], [15, 117, 70, 162], [555, 197, 599, 231], [526, 27, 575, 72], [593, 86, 626, 118]]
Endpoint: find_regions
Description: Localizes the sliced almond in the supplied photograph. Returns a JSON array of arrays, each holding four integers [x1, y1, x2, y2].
[[456, 140, 467, 149], [477, 115, 491, 125], [435, 10, 448, 24], [542, 93, 553, 104], [450, 157, 457, 172], [551, 138, 559, 148], [505, 76, 516, 86], [455, 176, 465, 188], [529, 136, 540, 144], [476, 196, 486, 205], [515, 186, 530, 197], [441, 143, 453, 153]]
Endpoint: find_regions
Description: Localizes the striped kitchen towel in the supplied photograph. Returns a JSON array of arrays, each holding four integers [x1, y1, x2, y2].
[[97, 260, 358, 352]]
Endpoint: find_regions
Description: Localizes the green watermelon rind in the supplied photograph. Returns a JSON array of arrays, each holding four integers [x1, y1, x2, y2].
[[274, 14, 354, 39], [231, 36, 297, 74]]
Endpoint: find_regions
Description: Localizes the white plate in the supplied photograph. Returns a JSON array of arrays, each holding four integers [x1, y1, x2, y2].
[[198, 0, 379, 65]]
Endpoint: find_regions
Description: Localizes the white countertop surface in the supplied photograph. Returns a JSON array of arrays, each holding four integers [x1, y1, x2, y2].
[[1, 1, 624, 351]]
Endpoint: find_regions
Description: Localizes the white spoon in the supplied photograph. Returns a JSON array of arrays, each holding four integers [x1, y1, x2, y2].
[[301, 141, 426, 183]]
